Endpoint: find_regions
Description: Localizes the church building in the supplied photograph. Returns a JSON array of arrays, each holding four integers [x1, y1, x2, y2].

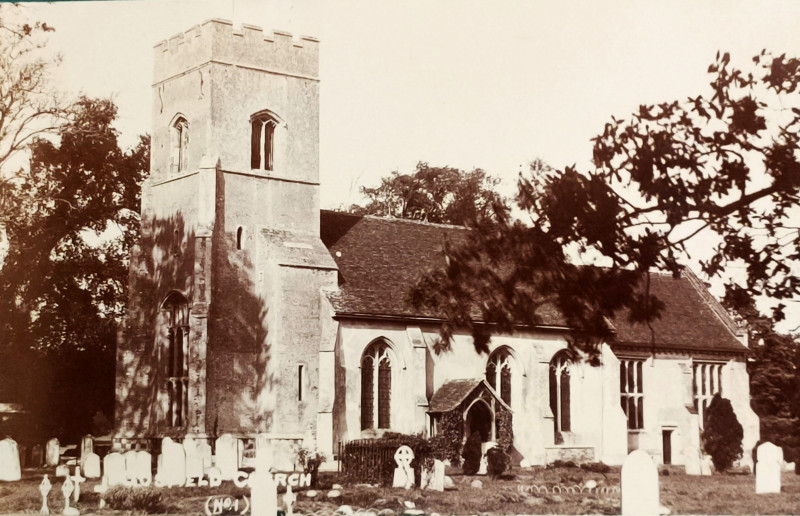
[[115, 19, 759, 468]]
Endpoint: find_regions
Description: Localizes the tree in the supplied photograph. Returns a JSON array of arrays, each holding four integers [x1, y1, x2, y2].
[[412, 51, 800, 354], [0, 96, 148, 440], [353, 162, 505, 226], [702, 393, 744, 472]]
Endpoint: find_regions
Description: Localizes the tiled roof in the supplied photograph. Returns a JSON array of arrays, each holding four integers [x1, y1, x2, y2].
[[320, 210, 748, 354], [427, 378, 511, 413]]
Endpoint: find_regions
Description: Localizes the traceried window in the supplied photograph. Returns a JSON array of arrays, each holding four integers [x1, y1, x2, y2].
[[620, 360, 644, 430], [163, 292, 189, 428], [694, 362, 723, 427], [549, 350, 571, 438], [361, 340, 393, 430], [250, 110, 285, 171], [170, 116, 189, 173], [485, 347, 513, 406]]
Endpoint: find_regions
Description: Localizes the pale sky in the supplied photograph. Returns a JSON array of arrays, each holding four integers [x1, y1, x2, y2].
[[20, 0, 800, 330]]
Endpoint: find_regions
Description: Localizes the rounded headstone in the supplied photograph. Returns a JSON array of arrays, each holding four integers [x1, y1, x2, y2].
[[621, 450, 659, 516]]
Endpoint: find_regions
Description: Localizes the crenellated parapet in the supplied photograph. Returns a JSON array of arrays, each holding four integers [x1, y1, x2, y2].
[[153, 18, 319, 84]]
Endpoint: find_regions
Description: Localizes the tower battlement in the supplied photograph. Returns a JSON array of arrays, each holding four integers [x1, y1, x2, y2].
[[153, 18, 319, 84]]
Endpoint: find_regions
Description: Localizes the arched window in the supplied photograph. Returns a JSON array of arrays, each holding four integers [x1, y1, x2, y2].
[[162, 292, 189, 428], [486, 347, 513, 406], [549, 350, 572, 439], [170, 116, 189, 173], [236, 226, 244, 250], [361, 340, 393, 430], [250, 110, 285, 171]]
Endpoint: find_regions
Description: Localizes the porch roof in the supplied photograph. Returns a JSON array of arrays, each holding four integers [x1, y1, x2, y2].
[[428, 378, 511, 414]]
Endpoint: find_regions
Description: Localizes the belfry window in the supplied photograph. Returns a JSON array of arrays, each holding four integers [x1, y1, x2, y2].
[[694, 362, 723, 428], [549, 350, 571, 440], [620, 360, 645, 430], [170, 116, 189, 173], [486, 347, 513, 406], [250, 111, 284, 171], [361, 340, 393, 430], [163, 292, 189, 428]]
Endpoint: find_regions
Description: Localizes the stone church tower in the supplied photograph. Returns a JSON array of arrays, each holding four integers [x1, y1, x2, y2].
[[115, 19, 336, 457]]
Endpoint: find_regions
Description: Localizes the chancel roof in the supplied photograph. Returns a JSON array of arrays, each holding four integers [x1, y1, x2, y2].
[[320, 210, 748, 355]]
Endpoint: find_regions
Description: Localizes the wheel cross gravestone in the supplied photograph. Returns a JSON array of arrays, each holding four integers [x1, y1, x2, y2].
[[392, 445, 415, 489]]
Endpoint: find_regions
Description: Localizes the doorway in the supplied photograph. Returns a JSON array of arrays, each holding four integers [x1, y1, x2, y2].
[[662, 429, 673, 465]]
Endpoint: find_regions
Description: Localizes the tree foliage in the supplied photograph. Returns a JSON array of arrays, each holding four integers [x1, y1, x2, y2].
[[412, 51, 800, 354], [353, 161, 505, 226], [702, 393, 744, 472]]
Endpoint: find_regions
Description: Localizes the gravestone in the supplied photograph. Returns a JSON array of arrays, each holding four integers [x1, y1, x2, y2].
[[123, 450, 138, 483], [55, 464, 70, 478], [682, 446, 701, 476], [83, 453, 101, 479], [0, 437, 21, 481], [103, 452, 126, 486], [249, 468, 277, 516], [157, 437, 186, 487], [283, 484, 296, 516], [197, 440, 213, 470], [215, 434, 239, 481], [183, 438, 204, 480], [70, 467, 86, 502], [135, 450, 152, 485], [700, 455, 713, 476], [478, 442, 497, 476], [45, 438, 60, 467], [621, 450, 658, 516], [421, 459, 445, 491], [756, 442, 783, 494], [79, 436, 93, 470], [255, 434, 272, 472], [392, 445, 415, 489], [31, 444, 44, 468], [61, 475, 79, 515], [39, 475, 52, 514], [18, 444, 27, 469]]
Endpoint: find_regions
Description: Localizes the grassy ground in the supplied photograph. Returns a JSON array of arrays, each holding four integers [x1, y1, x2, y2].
[[2, 465, 800, 515]]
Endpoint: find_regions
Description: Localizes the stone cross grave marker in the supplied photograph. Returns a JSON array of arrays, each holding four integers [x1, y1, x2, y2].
[[621, 450, 659, 516], [70, 467, 85, 503], [82, 453, 100, 479], [392, 445, 415, 489], [103, 452, 125, 486], [45, 438, 60, 467], [61, 475, 78, 515], [249, 468, 277, 516], [215, 433, 239, 481], [283, 484, 296, 516], [0, 437, 21, 481], [39, 475, 52, 515], [756, 441, 783, 494]]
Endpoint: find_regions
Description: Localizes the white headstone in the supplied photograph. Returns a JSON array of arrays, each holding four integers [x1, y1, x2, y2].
[[283, 484, 296, 516], [197, 440, 213, 470], [0, 437, 21, 481], [700, 455, 713, 476], [215, 434, 238, 481], [135, 451, 152, 485], [422, 459, 445, 491], [70, 467, 86, 503], [103, 452, 126, 486], [39, 475, 52, 514], [255, 434, 272, 473], [157, 437, 186, 487], [392, 445, 415, 489], [46, 438, 60, 467], [79, 436, 93, 471], [249, 468, 277, 516], [183, 438, 204, 480], [682, 446, 701, 476], [123, 451, 138, 483], [55, 465, 70, 478], [756, 442, 783, 494], [83, 453, 101, 479], [477, 441, 497, 476], [621, 450, 659, 516]]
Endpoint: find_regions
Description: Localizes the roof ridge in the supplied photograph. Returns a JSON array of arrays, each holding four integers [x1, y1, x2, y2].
[[321, 209, 469, 231]]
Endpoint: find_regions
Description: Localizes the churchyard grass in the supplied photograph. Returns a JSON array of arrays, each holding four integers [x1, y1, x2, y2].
[[4, 465, 800, 514]]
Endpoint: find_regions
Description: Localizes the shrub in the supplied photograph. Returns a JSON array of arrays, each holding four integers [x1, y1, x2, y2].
[[580, 462, 611, 473], [436, 410, 464, 466], [461, 431, 483, 475], [495, 410, 513, 452], [486, 446, 510, 478], [103, 486, 164, 513], [547, 459, 577, 469], [702, 393, 743, 472], [342, 432, 434, 486], [296, 446, 325, 487]]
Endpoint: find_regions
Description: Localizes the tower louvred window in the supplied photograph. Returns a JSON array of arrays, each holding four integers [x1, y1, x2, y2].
[[250, 111, 283, 171]]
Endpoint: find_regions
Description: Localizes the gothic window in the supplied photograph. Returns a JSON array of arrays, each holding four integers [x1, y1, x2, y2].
[[549, 351, 571, 438], [620, 360, 645, 430], [163, 292, 189, 428], [250, 111, 284, 171], [693, 362, 722, 428], [170, 116, 189, 173], [485, 347, 513, 406], [361, 340, 393, 430], [236, 226, 244, 250]]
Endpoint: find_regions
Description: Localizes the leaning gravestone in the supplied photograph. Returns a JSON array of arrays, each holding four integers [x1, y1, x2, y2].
[[621, 450, 658, 516], [157, 437, 186, 487], [0, 437, 21, 481], [392, 445, 415, 489], [30, 444, 44, 468], [215, 434, 239, 481], [79, 435, 93, 470], [682, 446, 702, 476], [83, 452, 101, 479], [756, 442, 783, 494], [103, 452, 126, 486], [46, 438, 60, 467]]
